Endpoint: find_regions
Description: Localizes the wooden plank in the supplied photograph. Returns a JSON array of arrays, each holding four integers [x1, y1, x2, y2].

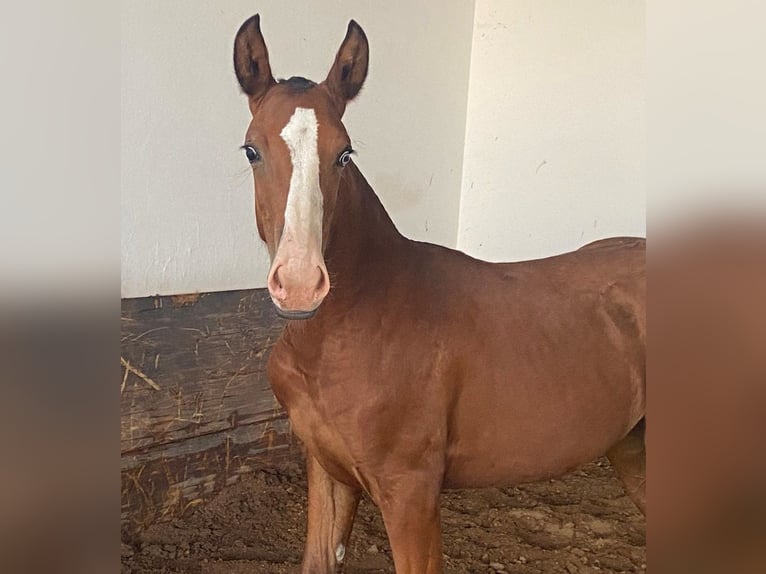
[[120, 288, 297, 531]]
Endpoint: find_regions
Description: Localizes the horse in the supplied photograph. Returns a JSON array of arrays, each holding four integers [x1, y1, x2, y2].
[[233, 15, 646, 574]]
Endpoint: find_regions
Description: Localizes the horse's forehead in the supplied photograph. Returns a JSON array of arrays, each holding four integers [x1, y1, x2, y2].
[[256, 87, 340, 139]]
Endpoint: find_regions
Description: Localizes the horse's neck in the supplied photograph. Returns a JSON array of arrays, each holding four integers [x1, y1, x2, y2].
[[323, 163, 404, 302]]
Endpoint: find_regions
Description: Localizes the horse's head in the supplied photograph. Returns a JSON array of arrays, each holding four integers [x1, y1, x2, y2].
[[233, 15, 369, 319]]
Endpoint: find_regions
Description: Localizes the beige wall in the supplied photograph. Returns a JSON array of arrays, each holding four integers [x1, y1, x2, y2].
[[122, 1, 645, 297], [121, 1, 475, 297], [458, 0, 645, 261]]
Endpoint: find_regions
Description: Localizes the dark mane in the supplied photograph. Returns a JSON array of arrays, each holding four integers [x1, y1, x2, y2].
[[278, 76, 317, 92]]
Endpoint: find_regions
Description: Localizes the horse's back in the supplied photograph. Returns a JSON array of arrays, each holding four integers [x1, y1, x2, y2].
[[503, 235, 645, 291], [578, 236, 645, 252]]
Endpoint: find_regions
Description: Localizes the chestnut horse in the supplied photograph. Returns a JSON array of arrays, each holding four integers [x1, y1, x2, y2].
[[233, 15, 645, 574]]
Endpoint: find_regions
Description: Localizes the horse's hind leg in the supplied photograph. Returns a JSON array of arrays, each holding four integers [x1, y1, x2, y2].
[[607, 418, 646, 514], [301, 454, 361, 573]]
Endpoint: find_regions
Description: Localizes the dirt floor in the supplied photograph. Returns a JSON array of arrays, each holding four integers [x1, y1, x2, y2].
[[121, 458, 645, 573]]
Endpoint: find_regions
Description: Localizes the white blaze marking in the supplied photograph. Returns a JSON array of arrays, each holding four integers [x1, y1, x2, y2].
[[335, 543, 345, 563], [279, 107, 322, 251]]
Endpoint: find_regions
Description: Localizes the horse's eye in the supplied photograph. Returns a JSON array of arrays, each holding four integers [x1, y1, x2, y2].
[[243, 145, 260, 163], [337, 149, 353, 167]]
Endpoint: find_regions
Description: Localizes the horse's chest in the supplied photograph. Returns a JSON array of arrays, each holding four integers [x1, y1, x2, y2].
[[267, 342, 358, 468]]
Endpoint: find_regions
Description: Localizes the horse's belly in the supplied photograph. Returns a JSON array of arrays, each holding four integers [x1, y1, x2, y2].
[[442, 426, 620, 489], [441, 309, 644, 488], [442, 371, 642, 489]]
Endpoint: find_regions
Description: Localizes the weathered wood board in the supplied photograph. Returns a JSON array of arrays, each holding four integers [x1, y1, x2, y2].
[[120, 288, 297, 531]]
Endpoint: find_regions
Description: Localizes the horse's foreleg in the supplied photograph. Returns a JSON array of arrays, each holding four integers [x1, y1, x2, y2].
[[377, 478, 443, 574], [607, 417, 646, 514], [301, 454, 361, 574]]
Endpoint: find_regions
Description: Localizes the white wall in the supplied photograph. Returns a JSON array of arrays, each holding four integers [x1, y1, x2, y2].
[[458, 0, 645, 261], [121, 1, 475, 297], [122, 1, 646, 297]]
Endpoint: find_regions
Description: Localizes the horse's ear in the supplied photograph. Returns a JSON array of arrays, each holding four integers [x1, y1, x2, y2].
[[233, 14, 276, 105], [323, 20, 369, 115]]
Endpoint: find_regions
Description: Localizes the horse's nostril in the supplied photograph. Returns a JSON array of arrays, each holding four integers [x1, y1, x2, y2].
[[315, 265, 330, 298], [315, 268, 326, 291], [268, 265, 287, 301]]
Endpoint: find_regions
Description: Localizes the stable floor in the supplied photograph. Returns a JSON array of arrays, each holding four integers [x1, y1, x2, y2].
[[121, 458, 645, 573]]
